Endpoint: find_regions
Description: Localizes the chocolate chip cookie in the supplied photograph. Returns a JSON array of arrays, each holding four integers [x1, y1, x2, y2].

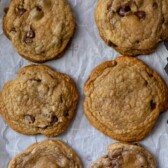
[[0, 65, 78, 136], [8, 140, 82, 168], [95, 0, 168, 56], [3, 0, 75, 62], [84, 56, 168, 141], [90, 142, 156, 168]]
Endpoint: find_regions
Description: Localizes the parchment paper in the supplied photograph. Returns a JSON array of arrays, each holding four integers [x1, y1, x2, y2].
[[1, 0, 168, 167]]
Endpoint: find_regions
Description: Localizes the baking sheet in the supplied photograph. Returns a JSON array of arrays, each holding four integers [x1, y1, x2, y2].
[[1, 0, 168, 167]]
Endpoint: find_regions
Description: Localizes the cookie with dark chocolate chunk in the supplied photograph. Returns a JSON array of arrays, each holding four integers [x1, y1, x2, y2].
[[84, 56, 168, 141], [90, 142, 156, 168], [0, 65, 79, 136], [95, 0, 168, 56], [3, 0, 75, 62]]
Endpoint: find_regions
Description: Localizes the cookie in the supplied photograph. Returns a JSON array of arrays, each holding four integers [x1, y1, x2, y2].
[[90, 142, 156, 168], [0, 65, 78, 136], [84, 56, 168, 141], [95, 0, 168, 56], [3, 0, 75, 62], [8, 140, 82, 168]]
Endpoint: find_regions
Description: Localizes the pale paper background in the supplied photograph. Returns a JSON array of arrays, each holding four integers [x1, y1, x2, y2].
[[0, 0, 168, 167]]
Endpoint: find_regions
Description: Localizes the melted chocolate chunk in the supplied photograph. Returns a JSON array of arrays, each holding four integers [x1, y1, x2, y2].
[[110, 163, 117, 168], [64, 111, 69, 117], [109, 152, 122, 160], [135, 40, 140, 44], [25, 115, 35, 124], [24, 28, 35, 44], [31, 79, 41, 82], [27, 29, 35, 38], [150, 100, 156, 111], [10, 27, 17, 33], [147, 72, 153, 77], [111, 153, 122, 159], [106, 152, 122, 167], [36, 6, 42, 11], [118, 6, 131, 17], [144, 80, 148, 86], [134, 11, 146, 20], [153, 2, 158, 9], [16, 5, 27, 16], [51, 115, 58, 125]]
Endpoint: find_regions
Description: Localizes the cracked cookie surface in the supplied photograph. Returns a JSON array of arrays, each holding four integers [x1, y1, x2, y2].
[[90, 142, 156, 168], [0, 65, 79, 136], [84, 56, 168, 141], [3, 0, 75, 62], [95, 0, 168, 56], [8, 140, 82, 168]]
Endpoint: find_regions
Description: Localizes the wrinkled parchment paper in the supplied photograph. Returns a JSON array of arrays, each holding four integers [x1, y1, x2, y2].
[[1, 0, 168, 167]]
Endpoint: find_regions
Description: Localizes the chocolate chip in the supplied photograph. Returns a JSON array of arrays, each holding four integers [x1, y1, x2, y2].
[[27, 29, 35, 38], [118, 6, 131, 17], [36, 6, 42, 11], [51, 115, 58, 125], [31, 79, 41, 82], [15, 6, 27, 16], [110, 163, 117, 168], [10, 27, 17, 33], [64, 111, 69, 117], [147, 72, 153, 77], [109, 152, 122, 160], [150, 100, 156, 111], [25, 115, 35, 124], [134, 11, 146, 20], [107, 3, 113, 11], [112, 153, 121, 159], [153, 2, 158, 9], [135, 40, 140, 44], [144, 80, 148, 86], [4, 7, 9, 14], [108, 41, 117, 47], [24, 28, 35, 44]]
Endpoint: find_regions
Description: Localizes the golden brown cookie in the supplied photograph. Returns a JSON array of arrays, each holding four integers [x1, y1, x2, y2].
[[95, 0, 168, 56], [84, 56, 168, 141], [90, 142, 156, 168], [0, 65, 79, 136], [3, 0, 75, 62], [8, 140, 82, 168]]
